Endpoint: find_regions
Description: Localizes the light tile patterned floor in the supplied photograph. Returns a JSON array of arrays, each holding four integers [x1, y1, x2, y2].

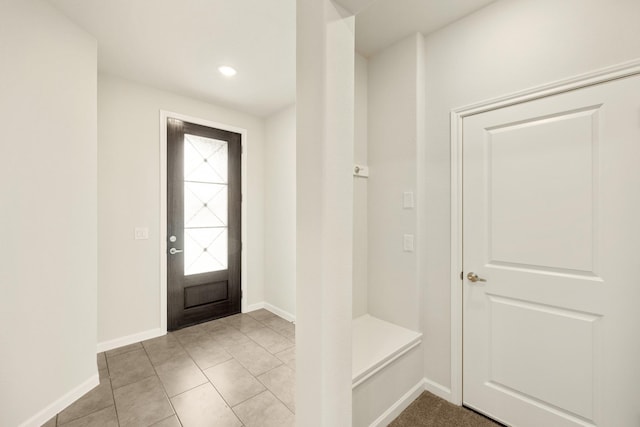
[[41, 309, 295, 427]]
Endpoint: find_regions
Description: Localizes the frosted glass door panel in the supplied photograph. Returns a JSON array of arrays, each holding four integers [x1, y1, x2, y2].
[[184, 183, 227, 228], [184, 134, 228, 183], [184, 133, 228, 275], [184, 228, 228, 275]]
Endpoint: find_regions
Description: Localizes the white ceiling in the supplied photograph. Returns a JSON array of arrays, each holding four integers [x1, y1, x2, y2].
[[355, 0, 497, 57], [334, 0, 378, 15], [48, 0, 296, 117], [48, 0, 495, 117]]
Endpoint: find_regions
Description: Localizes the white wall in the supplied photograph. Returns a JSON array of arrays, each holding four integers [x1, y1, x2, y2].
[[0, 1, 98, 425], [352, 346, 423, 426], [264, 104, 296, 319], [420, 0, 640, 392], [367, 34, 424, 331], [296, 0, 354, 424], [352, 53, 368, 318], [98, 74, 265, 344]]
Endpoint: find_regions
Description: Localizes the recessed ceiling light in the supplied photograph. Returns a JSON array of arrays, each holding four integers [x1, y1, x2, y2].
[[218, 66, 237, 77]]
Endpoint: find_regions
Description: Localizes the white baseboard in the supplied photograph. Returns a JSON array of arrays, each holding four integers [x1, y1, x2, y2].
[[263, 303, 296, 322], [369, 378, 426, 427], [244, 301, 296, 323], [19, 373, 99, 427], [96, 327, 165, 353], [244, 302, 264, 313], [96, 304, 295, 355], [423, 377, 453, 403], [367, 378, 454, 426]]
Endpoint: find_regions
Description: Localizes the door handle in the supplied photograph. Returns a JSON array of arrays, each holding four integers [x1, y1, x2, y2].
[[467, 272, 486, 283], [169, 248, 183, 255]]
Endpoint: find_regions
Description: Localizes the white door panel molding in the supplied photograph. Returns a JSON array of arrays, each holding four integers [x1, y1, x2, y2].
[[450, 58, 640, 426]]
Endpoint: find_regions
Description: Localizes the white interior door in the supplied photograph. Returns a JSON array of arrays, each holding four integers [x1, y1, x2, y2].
[[462, 74, 640, 427]]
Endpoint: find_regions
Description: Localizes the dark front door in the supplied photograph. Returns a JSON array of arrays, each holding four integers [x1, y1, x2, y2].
[[167, 118, 241, 331]]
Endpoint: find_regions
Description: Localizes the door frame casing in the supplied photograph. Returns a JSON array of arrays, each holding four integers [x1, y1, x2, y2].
[[160, 110, 247, 333], [448, 58, 640, 406]]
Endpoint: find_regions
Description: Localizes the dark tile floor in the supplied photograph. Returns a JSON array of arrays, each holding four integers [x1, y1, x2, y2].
[[41, 309, 295, 427], [390, 391, 503, 427]]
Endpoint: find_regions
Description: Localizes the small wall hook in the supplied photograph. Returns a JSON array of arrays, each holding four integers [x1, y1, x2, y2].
[[353, 164, 369, 177]]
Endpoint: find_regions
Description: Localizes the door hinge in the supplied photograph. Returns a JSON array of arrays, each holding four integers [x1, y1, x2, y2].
[[241, 289, 243, 299], [460, 271, 464, 280]]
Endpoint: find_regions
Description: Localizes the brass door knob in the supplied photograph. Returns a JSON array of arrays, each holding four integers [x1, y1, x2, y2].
[[467, 272, 486, 283]]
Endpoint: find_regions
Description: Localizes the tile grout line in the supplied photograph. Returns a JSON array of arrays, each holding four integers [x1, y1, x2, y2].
[[225, 315, 296, 417], [54, 354, 116, 426], [105, 344, 143, 359], [58, 312, 292, 427], [254, 370, 296, 415], [222, 315, 294, 360], [160, 328, 261, 426], [141, 337, 184, 427], [199, 314, 295, 421], [104, 352, 122, 427], [203, 324, 280, 372], [244, 314, 296, 415], [199, 317, 272, 412], [173, 326, 249, 426]]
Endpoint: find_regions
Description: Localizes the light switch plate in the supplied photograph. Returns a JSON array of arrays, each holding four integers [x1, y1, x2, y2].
[[135, 227, 149, 240], [403, 234, 414, 252], [403, 191, 414, 209]]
